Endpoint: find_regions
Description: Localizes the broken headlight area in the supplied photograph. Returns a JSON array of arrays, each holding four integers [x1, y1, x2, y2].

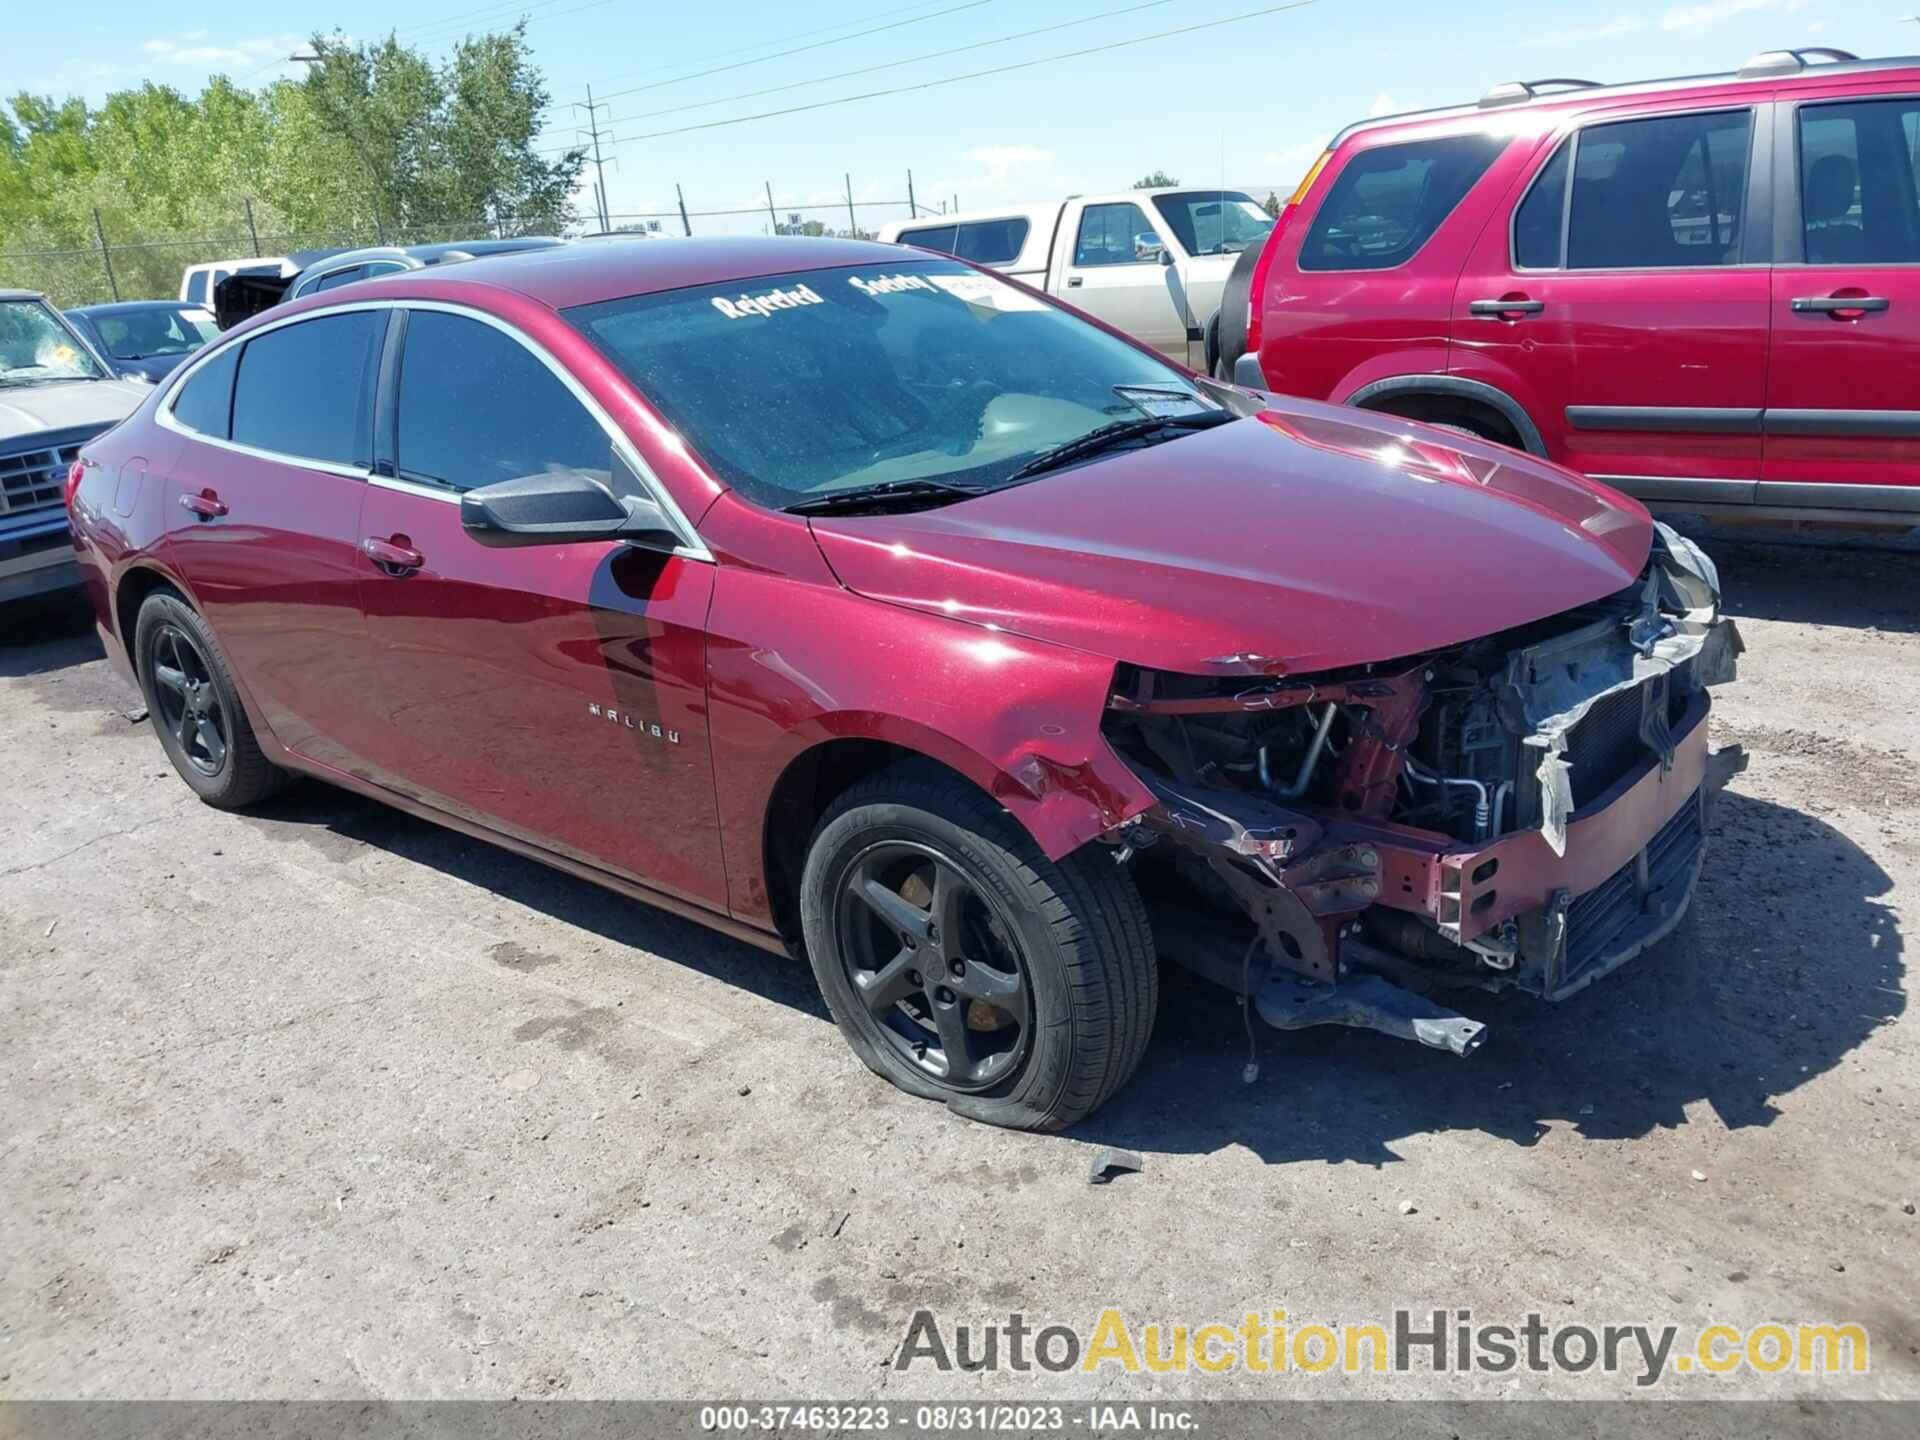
[[1100, 523, 1747, 1057]]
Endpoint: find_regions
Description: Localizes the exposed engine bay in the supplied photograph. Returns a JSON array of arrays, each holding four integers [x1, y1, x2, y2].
[[1100, 523, 1746, 1057]]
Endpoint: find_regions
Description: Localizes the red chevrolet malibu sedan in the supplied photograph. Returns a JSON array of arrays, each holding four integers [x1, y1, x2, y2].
[[68, 237, 1742, 1130]]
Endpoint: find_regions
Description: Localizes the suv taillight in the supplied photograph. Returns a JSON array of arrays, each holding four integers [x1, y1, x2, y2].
[[64, 459, 85, 511], [1246, 150, 1331, 365]]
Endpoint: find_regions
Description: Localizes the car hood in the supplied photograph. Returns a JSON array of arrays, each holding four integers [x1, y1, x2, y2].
[[0, 377, 147, 443], [808, 401, 1654, 676]]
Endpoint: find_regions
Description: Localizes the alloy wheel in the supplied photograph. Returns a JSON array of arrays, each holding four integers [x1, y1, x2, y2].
[[148, 623, 230, 776], [833, 840, 1033, 1092]]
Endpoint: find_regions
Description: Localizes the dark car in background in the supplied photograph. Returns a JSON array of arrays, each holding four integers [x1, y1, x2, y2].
[[65, 301, 219, 383]]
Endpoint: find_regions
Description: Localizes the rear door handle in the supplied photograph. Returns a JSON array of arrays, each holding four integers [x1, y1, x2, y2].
[[362, 536, 424, 575], [1066, 276, 1084, 287], [1791, 294, 1890, 315], [1469, 298, 1546, 318], [178, 490, 227, 520]]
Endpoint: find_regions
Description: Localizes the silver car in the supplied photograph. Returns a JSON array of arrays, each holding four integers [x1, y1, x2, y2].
[[0, 291, 148, 604]]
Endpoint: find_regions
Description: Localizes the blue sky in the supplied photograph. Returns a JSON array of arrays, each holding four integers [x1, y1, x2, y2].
[[5, 0, 1909, 234]]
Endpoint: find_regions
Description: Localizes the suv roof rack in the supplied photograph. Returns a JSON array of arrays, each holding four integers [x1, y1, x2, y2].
[[1478, 77, 1604, 109], [1738, 46, 1860, 78]]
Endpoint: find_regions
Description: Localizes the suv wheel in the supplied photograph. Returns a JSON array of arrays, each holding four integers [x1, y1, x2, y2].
[[134, 590, 288, 808], [798, 762, 1157, 1131]]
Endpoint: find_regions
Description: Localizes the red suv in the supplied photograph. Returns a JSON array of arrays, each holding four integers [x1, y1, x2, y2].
[[69, 238, 1741, 1130], [1218, 45, 1920, 527]]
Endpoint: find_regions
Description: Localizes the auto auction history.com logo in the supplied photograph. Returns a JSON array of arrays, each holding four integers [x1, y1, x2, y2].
[[893, 1309, 1871, 1387]]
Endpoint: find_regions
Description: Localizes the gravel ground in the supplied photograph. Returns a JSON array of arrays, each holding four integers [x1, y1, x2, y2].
[[0, 533, 1914, 1404]]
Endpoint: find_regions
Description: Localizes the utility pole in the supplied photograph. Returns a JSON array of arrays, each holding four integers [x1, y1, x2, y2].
[[92, 209, 119, 301], [244, 197, 261, 254], [676, 184, 692, 236], [845, 172, 858, 237], [573, 86, 614, 232], [765, 181, 779, 235], [906, 169, 917, 219]]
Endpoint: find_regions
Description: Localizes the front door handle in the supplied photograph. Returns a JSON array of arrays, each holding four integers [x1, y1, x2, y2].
[[362, 536, 424, 575], [178, 489, 227, 520], [1469, 297, 1546, 319], [1791, 294, 1890, 316]]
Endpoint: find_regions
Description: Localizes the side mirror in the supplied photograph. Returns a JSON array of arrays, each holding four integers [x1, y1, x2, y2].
[[1159, 247, 1175, 268], [460, 470, 681, 550]]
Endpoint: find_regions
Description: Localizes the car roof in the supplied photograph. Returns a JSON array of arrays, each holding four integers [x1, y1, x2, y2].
[[68, 300, 204, 316], [396, 234, 930, 310], [1332, 47, 1918, 147], [1, 289, 48, 303]]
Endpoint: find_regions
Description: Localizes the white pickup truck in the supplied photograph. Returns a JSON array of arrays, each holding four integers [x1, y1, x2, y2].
[[877, 187, 1274, 368]]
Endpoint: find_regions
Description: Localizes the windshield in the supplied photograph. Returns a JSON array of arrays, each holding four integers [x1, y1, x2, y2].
[[0, 299, 108, 384], [1150, 191, 1275, 256], [566, 260, 1212, 509], [90, 305, 217, 361]]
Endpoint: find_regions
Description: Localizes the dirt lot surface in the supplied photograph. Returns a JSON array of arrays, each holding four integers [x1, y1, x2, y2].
[[1, 533, 1915, 1403]]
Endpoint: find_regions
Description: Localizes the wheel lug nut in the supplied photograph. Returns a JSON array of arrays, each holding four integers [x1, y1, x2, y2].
[[907, 970, 922, 986], [949, 960, 966, 977], [935, 986, 955, 1005]]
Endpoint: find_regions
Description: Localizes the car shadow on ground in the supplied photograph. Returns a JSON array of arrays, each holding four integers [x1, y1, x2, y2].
[[240, 782, 832, 1021], [1078, 789, 1903, 1166], [1686, 527, 1920, 635], [0, 591, 104, 677]]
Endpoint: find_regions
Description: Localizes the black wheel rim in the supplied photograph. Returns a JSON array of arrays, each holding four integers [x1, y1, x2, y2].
[[833, 840, 1034, 1093], [147, 623, 229, 777]]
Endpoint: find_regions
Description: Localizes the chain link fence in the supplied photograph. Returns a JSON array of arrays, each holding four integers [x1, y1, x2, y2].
[[1, 178, 1293, 309]]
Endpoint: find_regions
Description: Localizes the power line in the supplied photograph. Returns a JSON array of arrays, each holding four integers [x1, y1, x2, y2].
[[546, 0, 1315, 152], [565, 0, 970, 100], [395, 0, 595, 39], [405, 0, 617, 47], [597, 0, 1176, 128], [592, 0, 993, 104]]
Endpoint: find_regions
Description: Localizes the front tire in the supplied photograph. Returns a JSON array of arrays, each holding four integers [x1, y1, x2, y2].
[[134, 590, 288, 809], [799, 762, 1157, 1131]]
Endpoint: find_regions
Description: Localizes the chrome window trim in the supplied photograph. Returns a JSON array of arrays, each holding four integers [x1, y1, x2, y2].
[[155, 296, 712, 562]]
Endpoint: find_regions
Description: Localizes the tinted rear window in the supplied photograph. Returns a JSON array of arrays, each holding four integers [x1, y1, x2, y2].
[[1300, 134, 1506, 271], [231, 311, 382, 468], [953, 219, 1030, 265], [897, 225, 958, 253], [172, 345, 239, 439]]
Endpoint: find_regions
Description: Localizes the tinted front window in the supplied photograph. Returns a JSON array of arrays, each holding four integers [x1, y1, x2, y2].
[[231, 311, 382, 467], [1302, 134, 1504, 271], [897, 225, 958, 253], [1514, 140, 1571, 268], [312, 265, 370, 293], [185, 271, 209, 305], [1150, 192, 1274, 256], [1567, 110, 1751, 269], [954, 218, 1030, 264], [1799, 99, 1920, 264], [172, 345, 239, 439], [1073, 202, 1158, 266], [567, 261, 1207, 509], [396, 311, 609, 492]]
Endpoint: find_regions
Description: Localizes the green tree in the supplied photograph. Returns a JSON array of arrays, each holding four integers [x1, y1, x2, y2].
[[1132, 170, 1179, 189]]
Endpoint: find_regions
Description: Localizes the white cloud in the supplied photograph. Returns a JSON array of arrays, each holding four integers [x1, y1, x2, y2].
[[1367, 92, 1397, 117], [1261, 134, 1331, 188], [922, 144, 1064, 213], [141, 33, 304, 69], [1661, 0, 1804, 36], [1524, 15, 1651, 47]]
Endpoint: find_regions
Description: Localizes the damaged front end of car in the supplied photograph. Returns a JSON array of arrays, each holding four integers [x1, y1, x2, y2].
[[1099, 523, 1747, 1057]]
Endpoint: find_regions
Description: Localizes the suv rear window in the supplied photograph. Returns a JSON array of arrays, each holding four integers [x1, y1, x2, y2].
[[1798, 99, 1920, 263], [1300, 134, 1505, 271], [1566, 110, 1752, 269]]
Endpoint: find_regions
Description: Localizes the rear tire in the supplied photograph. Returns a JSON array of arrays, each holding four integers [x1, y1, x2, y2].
[[134, 590, 289, 809], [799, 761, 1157, 1131]]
